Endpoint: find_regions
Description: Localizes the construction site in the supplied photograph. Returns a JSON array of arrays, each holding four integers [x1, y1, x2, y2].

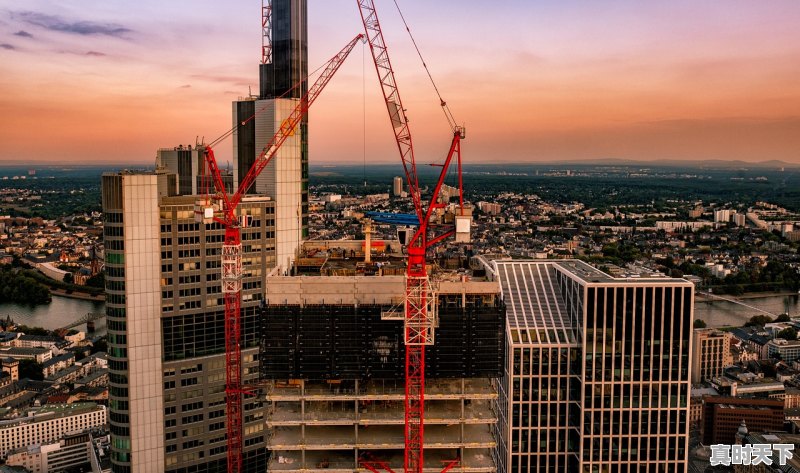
[[110, 0, 509, 471], [258, 245, 505, 472], [199, 0, 507, 470]]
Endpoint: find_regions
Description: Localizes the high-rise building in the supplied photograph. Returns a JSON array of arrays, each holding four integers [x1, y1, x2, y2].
[[692, 328, 733, 384], [234, 0, 308, 273], [714, 209, 733, 223], [157, 146, 234, 196], [102, 171, 276, 473], [487, 259, 693, 472], [157, 146, 203, 196], [393, 176, 403, 196]]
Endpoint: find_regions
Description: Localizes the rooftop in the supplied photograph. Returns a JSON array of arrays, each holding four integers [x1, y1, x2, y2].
[[492, 260, 578, 345], [0, 403, 104, 429]]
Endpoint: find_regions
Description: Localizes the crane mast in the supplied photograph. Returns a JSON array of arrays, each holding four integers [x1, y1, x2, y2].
[[203, 33, 364, 473], [357, 1, 465, 472]]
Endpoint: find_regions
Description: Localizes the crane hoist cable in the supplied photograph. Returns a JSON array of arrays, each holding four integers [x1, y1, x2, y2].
[[391, 0, 458, 132]]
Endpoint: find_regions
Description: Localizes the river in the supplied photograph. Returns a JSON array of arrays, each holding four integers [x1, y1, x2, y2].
[[0, 292, 795, 336], [695, 293, 800, 328], [0, 295, 106, 336]]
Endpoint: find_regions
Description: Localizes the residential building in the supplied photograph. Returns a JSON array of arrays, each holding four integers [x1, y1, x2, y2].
[[0, 403, 106, 458], [0, 347, 51, 364], [488, 259, 693, 472], [392, 176, 403, 196], [102, 171, 275, 472], [714, 209, 733, 223], [692, 328, 734, 383], [42, 353, 75, 379]]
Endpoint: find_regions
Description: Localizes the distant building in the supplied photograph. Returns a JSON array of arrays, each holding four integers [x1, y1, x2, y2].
[[478, 201, 502, 215], [0, 403, 106, 459], [692, 328, 734, 383], [392, 176, 403, 196], [767, 338, 800, 362], [702, 396, 784, 445], [735, 432, 800, 472], [0, 358, 18, 382], [157, 146, 203, 196], [5, 431, 96, 473], [0, 347, 51, 364], [714, 209, 733, 223]]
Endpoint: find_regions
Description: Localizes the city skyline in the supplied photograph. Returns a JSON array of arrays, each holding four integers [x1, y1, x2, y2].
[[0, 0, 799, 166]]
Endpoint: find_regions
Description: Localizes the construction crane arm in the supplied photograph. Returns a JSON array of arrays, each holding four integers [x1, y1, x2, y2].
[[357, 0, 423, 220], [202, 33, 365, 222], [232, 33, 365, 211]]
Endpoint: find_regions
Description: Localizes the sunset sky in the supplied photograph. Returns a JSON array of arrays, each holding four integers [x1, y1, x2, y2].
[[1, 0, 799, 166]]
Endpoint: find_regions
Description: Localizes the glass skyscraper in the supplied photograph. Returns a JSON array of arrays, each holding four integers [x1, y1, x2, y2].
[[489, 259, 693, 473]]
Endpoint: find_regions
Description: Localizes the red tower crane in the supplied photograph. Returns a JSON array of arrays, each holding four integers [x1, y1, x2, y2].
[[201, 33, 364, 473], [356, 1, 466, 472]]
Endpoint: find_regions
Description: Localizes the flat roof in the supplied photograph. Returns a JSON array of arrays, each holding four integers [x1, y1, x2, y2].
[[493, 260, 578, 345]]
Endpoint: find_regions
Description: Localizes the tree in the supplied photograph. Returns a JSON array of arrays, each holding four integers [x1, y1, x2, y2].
[[776, 313, 791, 322], [18, 359, 44, 381], [744, 315, 773, 327], [693, 319, 707, 329], [91, 337, 108, 355], [778, 327, 798, 341], [85, 271, 105, 289], [16, 324, 50, 336], [63, 272, 74, 284]]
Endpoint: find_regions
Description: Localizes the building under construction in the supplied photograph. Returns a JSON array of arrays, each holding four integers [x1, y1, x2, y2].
[[258, 242, 505, 472]]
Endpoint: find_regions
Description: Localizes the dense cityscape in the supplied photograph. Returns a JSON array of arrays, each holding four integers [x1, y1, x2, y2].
[[1, 0, 800, 473]]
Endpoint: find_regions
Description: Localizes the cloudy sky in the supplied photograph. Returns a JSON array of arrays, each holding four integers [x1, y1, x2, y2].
[[0, 1, 799, 166]]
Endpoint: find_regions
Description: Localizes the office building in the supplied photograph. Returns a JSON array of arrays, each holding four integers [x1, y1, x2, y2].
[[157, 146, 234, 197], [766, 337, 800, 362], [702, 396, 784, 445], [157, 146, 204, 196], [102, 171, 276, 473], [487, 259, 693, 472], [234, 0, 308, 273], [5, 431, 96, 473], [0, 403, 106, 459], [393, 176, 403, 196], [692, 328, 733, 383], [258, 247, 505, 472]]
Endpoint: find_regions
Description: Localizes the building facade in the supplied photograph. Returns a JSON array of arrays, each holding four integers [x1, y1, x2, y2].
[[393, 176, 403, 196], [102, 172, 276, 473], [691, 328, 733, 383], [234, 0, 308, 273], [702, 396, 785, 445], [489, 259, 693, 472], [5, 431, 96, 473], [0, 403, 106, 459], [258, 272, 505, 471]]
